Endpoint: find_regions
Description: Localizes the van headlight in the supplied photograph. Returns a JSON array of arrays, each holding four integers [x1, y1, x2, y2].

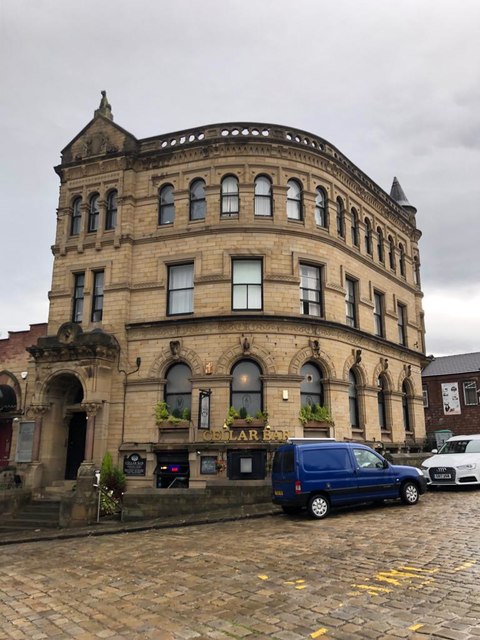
[[415, 468, 425, 476]]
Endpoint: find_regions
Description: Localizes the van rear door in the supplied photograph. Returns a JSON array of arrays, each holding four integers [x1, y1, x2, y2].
[[272, 446, 297, 502]]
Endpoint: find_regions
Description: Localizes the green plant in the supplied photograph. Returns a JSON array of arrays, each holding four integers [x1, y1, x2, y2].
[[225, 406, 240, 427], [155, 401, 190, 425], [154, 401, 170, 424], [255, 410, 269, 422], [239, 406, 248, 419], [100, 452, 126, 501], [299, 403, 333, 425]]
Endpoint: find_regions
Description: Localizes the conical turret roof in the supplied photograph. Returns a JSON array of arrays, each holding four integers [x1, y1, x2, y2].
[[390, 177, 417, 215]]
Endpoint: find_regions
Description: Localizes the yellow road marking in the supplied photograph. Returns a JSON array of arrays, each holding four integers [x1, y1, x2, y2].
[[409, 624, 424, 631], [453, 561, 476, 571], [311, 628, 328, 638], [295, 584, 307, 590], [352, 584, 392, 593], [257, 574, 269, 580]]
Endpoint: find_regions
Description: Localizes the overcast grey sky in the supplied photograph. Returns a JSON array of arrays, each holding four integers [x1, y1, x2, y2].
[[1, 0, 479, 356]]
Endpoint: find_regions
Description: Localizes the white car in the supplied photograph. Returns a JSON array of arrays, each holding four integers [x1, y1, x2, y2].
[[422, 434, 480, 486]]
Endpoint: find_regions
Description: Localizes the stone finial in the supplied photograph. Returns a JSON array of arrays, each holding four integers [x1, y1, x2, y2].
[[94, 90, 114, 121]]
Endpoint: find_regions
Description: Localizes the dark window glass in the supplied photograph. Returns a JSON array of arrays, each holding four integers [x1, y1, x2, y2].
[[71, 197, 82, 236], [159, 185, 175, 225], [300, 362, 325, 408], [402, 381, 412, 431], [190, 179, 206, 221], [378, 376, 387, 430], [399, 243, 406, 277], [105, 190, 117, 230], [377, 227, 384, 263], [168, 263, 194, 315], [345, 277, 357, 328], [315, 188, 327, 227], [254, 176, 272, 216], [300, 264, 322, 316], [373, 291, 384, 337], [364, 218, 373, 255], [91, 270, 104, 322], [221, 176, 239, 215], [388, 236, 396, 271], [336, 197, 345, 238], [88, 194, 99, 232], [397, 303, 407, 345], [287, 179, 302, 220], [232, 259, 262, 310], [351, 208, 359, 246], [72, 272, 85, 323], [349, 370, 359, 428], [303, 448, 350, 471], [230, 359, 262, 415], [165, 363, 192, 418], [463, 381, 478, 406]]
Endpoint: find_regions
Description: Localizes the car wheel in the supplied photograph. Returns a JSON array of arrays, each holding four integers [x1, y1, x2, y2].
[[401, 481, 419, 505], [308, 494, 330, 519], [281, 506, 301, 515]]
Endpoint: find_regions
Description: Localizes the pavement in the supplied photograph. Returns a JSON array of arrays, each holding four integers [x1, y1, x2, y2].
[[0, 502, 280, 546]]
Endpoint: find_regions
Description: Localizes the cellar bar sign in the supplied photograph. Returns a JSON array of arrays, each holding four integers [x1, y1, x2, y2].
[[123, 453, 146, 476]]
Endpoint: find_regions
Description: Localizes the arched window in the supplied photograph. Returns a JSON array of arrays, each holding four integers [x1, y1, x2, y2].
[[159, 184, 175, 225], [351, 208, 359, 246], [399, 243, 406, 277], [349, 369, 360, 429], [402, 380, 412, 432], [376, 226, 384, 263], [300, 362, 325, 408], [88, 193, 99, 232], [70, 197, 82, 236], [254, 176, 272, 217], [315, 187, 327, 227], [230, 359, 262, 415], [364, 218, 372, 255], [378, 375, 388, 430], [165, 363, 192, 419], [336, 197, 345, 238], [105, 190, 117, 230], [388, 235, 396, 271], [287, 179, 302, 220], [189, 179, 206, 221], [221, 176, 239, 215]]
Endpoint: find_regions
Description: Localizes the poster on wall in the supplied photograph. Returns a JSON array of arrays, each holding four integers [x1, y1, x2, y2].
[[441, 382, 461, 415]]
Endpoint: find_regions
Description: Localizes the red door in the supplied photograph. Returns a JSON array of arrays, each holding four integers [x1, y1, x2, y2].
[[0, 420, 12, 467]]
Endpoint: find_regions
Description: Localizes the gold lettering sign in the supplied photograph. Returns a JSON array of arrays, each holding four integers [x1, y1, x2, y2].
[[201, 429, 289, 442]]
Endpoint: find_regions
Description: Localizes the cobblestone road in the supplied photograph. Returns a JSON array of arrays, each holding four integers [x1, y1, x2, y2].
[[1, 489, 480, 640]]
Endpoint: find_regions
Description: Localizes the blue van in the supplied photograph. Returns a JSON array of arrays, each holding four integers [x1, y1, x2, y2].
[[272, 439, 427, 519]]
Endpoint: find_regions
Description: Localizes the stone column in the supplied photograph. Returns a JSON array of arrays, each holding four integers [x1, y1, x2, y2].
[[81, 403, 101, 461], [29, 404, 50, 461]]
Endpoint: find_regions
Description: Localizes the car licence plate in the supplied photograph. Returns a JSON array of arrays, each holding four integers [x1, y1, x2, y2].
[[433, 473, 452, 480], [274, 490, 283, 496]]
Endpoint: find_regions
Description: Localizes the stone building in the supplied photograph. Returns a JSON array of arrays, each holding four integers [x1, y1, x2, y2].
[[422, 352, 480, 446], [3, 93, 427, 494]]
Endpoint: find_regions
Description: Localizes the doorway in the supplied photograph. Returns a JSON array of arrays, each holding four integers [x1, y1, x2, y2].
[[64, 412, 87, 480], [0, 420, 12, 467]]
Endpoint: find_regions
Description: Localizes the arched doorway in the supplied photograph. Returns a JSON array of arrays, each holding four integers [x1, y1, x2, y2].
[[0, 384, 18, 467], [44, 373, 87, 482]]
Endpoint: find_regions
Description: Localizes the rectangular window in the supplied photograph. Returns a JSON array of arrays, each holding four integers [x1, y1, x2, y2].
[[232, 259, 262, 310], [397, 302, 407, 345], [91, 270, 104, 322], [345, 277, 357, 328], [300, 264, 322, 316], [72, 272, 85, 323], [373, 291, 384, 337], [422, 385, 429, 408], [168, 263, 194, 315], [463, 381, 478, 406]]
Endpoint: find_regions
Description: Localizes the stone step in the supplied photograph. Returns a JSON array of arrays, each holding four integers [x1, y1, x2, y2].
[[0, 500, 61, 530]]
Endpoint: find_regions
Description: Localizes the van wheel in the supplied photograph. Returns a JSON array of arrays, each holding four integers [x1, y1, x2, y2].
[[308, 494, 330, 519], [281, 506, 301, 515], [401, 481, 419, 505]]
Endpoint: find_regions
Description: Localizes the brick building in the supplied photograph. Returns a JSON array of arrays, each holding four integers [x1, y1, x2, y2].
[[422, 352, 480, 445], [2, 93, 427, 494]]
